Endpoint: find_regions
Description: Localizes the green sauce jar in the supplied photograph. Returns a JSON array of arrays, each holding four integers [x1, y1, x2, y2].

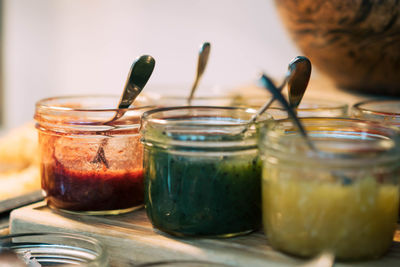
[[141, 106, 271, 237]]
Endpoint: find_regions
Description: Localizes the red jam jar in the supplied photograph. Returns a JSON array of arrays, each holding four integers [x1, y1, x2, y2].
[[34, 95, 152, 215]]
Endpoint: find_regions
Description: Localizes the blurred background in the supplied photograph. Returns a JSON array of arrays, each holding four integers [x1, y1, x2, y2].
[[1, 0, 302, 129]]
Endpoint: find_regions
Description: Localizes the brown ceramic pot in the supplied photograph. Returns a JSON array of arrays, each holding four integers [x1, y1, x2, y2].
[[275, 0, 400, 96]]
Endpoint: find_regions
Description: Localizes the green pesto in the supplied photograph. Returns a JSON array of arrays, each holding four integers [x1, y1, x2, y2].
[[144, 147, 262, 237]]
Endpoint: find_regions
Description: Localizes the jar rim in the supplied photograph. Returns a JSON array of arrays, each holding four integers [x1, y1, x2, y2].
[[0, 231, 104, 245], [281, 97, 348, 111], [35, 95, 155, 132], [260, 117, 400, 165], [0, 232, 108, 265], [35, 94, 153, 112], [149, 92, 347, 111], [353, 99, 400, 116], [141, 105, 271, 127], [148, 93, 230, 101], [141, 106, 272, 151]]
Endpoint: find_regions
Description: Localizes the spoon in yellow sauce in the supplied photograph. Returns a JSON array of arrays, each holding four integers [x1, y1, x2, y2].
[[239, 56, 311, 135]]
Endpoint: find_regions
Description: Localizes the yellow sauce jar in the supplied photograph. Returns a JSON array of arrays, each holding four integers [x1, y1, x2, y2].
[[259, 117, 400, 261]]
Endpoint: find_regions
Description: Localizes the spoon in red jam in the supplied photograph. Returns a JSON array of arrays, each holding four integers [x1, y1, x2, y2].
[[92, 55, 156, 167]]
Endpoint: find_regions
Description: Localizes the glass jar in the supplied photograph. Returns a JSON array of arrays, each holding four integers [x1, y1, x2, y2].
[[141, 106, 271, 237], [149, 91, 348, 119], [259, 117, 400, 261], [290, 98, 348, 117], [147, 93, 233, 107], [352, 99, 400, 127], [235, 98, 348, 119], [352, 99, 400, 222], [34, 95, 152, 215], [0, 232, 108, 266], [144, 85, 233, 107]]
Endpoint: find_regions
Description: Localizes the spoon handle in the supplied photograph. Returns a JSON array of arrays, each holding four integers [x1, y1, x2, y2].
[[246, 75, 278, 126], [287, 56, 311, 109], [261, 74, 352, 186], [107, 55, 155, 124], [188, 42, 211, 105], [92, 55, 155, 168], [260, 73, 317, 151], [119, 55, 156, 109], [236, 75, 284, 136]]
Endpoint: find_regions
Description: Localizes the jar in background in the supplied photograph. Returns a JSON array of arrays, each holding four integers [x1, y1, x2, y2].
[[352, 99, 400, 127], [0, 232, 108, 266], [232, 97, 348, 119], [141, 106, 271, 237], [147, 92, 233, 107], [289, 98, 348, 117], [259, 117, 400, 260], [149, 90, 348, 119], [34, 95, 152, 215], [144, 85, 233, 107]]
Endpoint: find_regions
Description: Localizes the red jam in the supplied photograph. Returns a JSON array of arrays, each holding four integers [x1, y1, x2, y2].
[[41, 158, 144, 212], [34, 96, 149, 215]]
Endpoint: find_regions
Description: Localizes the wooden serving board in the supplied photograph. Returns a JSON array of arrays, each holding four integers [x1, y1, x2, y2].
[[9, 202, 400, 267]]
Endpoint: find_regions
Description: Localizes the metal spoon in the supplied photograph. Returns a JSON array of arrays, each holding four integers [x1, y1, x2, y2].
[[239, 56, 310, 135], [261, 76, 338, 266], [107, 55, 156, 124], [260, 73, 316, 150], [187, 42, 211, 105], [262, 73, 352, 185], [92, 55, 156, 167], [287, 56, 311, 109]]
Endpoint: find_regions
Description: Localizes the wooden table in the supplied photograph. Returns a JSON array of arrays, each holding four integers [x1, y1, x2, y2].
[[9, 202, 400, 267]]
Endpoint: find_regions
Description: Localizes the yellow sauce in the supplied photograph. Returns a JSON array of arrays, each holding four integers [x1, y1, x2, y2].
[[262, 171, 399, 260]]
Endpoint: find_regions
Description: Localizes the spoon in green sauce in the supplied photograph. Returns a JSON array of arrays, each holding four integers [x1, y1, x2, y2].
[[239, 56, 310, 135], [187, 42, 211, 105]]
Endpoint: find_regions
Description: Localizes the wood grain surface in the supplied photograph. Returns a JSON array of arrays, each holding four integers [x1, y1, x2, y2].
[[9, 202, 400, 267]]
